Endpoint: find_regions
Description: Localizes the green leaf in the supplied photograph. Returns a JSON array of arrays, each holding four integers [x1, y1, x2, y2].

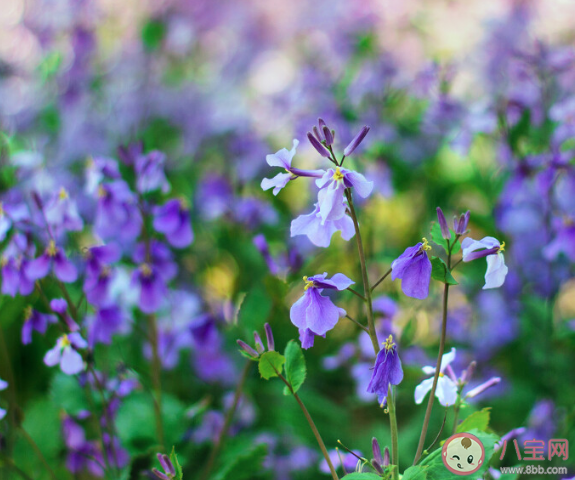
[[170, 446, 184, 480], [283, 341, 306, 395], [430, 257, 458, 285], [237, 286, 272, 332], [142, 19, 166, 52], [213, 443, 267, 480], [402, 465, 428, 479], [258, 351, 285, 380], [342, 473, 382, 480], [50, 372, 91, 415], [456, 408, 491, 433], [430, 223, 461, 255]]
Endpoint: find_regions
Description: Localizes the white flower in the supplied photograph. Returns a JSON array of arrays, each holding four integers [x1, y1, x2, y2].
[[414, 348, 458, 407], [461, 236, 508, 290]]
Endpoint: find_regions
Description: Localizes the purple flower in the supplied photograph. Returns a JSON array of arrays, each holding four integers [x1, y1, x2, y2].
[[436, 207, 450, 239], [391, 239, 432, 299], [25, 240, 78, 283], [22, 306, 57, 345], [261, 139, 325, 195], [366, 335, 404, 405], [87, 306, 125, 346], [85, 156, 121, 194], [44, 333, 87, 375], [44, 187, 84, 236], [134, 150, 170, 194], [315, 167, 373, 223], [290, 273, 354, 349], [84, 244, 121, 306], [1, 257, 35, 297], [291, 203, 355, 248], [132, 263, 167, 314], [95, 180, 142, 242], [544, 218, 575, 262], [461, 236, 508, 289], [152, 199, 193, 248], [133, 241, 177, 282], [153, 453, 176, 480]]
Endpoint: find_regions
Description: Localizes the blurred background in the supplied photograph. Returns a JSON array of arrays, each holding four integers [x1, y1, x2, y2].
[[1, 0, 575, 478]]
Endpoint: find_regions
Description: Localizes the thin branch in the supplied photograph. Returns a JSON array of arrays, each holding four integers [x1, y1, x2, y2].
[[426, 407, 449, 452], [345, 314, 369, 333], [371, 268, 392, 292], [346, 287, 366, 302]]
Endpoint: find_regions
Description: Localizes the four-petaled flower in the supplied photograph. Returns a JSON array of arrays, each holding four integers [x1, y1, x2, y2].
[[152, 198, 194, 248], [25, 240, 78, 283], [391, 238, 433, 299], [291, 203, 355, 248], [290, 273, 354, 349], [367, 335, 404, 405], [462, 236, 508, 289], [44, 333, 87, 375], [414, 348, 458, 406]]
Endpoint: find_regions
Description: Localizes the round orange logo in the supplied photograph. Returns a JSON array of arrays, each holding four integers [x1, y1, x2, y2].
[[442, 432, 485, 476]]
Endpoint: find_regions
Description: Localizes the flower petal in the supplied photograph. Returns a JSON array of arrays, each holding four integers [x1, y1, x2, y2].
[[483, 253, 508, 289], [414, 377, 434, 404], [60, 347, 85, 375]]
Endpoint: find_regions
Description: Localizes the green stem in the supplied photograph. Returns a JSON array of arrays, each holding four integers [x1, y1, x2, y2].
[[345, 189, 378, 356], [451, 394, 462, 435], [274, 368, 339, 480], [387, 385, 399, 480], [345, 314, 369, 333], [371, 268, 392, 292], [147, 313, 165, 450], [19, 426, 59, 480], [346, 287, 366, 302], [200, 361, 252, 480]]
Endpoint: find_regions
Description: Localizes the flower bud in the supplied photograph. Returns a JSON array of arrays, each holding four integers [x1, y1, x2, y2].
[[307, 132, 331, 158], [237, 339, 259, 358], [453, 210, 470, 235], [461, 360, 476, 384], [312, 126, 324, 142], [372, 437, 383, 465], [344, 126, 370, 157], [436, 207, 450, 239], [253, 332, 265, 353], [152, 468, 170, 480], [465, 377, 501, 399], [162, 455, 175, 475], [383, 447, 390, 467], [323, 126, 334, 146], [264, 322, 275, 351]]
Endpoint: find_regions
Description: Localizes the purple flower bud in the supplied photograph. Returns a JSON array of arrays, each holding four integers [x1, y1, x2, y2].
[[323, 126, 334, 146], [465, 377, 501, 399], [344, 126, 370, 157], [253, 332, 265, 354], [237, 339, 259, 358], [264, 323, 275, 351], [445, 364, 458, 383], [383, 447, 390, 467], [372, 437, 383, 465], [318, 118, 327, 130], [307, 132, 331, 158], [152, 468, 170, 480], [461, 360, 476, 384], [453, 210, 470, 235], [436, 207, 450, 239], [162, 455, 175, 475], [372, 460, 384, 474], [312, 126, 324, 142]]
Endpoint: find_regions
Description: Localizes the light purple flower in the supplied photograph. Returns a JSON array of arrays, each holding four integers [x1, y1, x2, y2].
[[25, 240, 78, 283], [44, 333, 87, 375], [414, 348, 458, 406], [85, 156, 121, 194], [135, 150, 171, 194], [22, 306, 57, 345], [315, 167, 373, 224], [366, 335, 404, 405], [1, 257, 35, 297], [44, 187, 84, 235], [391, 239, 432, 299], [84, 244, 121, 306], [291, 203, 355, 248], [290, 273, 354, 348], [87, 306, 125, 346], [152, 199, 193, 248], [462, 236, 508, 289], [132, 263, 167, 314], [543, 218, 575, 262], [95, 180, 142, 242]]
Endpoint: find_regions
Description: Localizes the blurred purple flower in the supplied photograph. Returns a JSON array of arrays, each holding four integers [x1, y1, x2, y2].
[[44, 187, 84, 236], [25, 240, 78, 283], [87, 306, 125, 347], [44, 333, 87, 375], [84, 244, 121, 306], [95, 181, 142, 242], [152, 199, 193, 248], [22, 306, 57, 345], [391, 239, 432, 299], [135, 150, 171, 194]]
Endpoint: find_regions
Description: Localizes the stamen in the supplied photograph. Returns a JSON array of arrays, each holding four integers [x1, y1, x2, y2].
[[46, 240, 58, 257], [97, 185, 107, 198], [60, 334, 71, 348], [303, 276, 314, 291], [421, 237, 432, 251], [58, 187, 69, 200], [383, 334, 395, 352], [140, 263, 153, 277], [498, 241, 505, 253], [24, 306, 33, 321], [332, 167, 344, 181]]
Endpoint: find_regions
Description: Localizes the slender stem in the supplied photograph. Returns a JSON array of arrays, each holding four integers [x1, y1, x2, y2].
[[273, 367, 339, 480], [201, 361, 252, 480], [371, 268, 392, 292], [19, 427, 59, 480], [57, 280, 80, 322], [345, 189, 378, 356], [147, 313, 165, 450], [346, 287, 366, 302], [450, 258, 463, 271], [452, 395, 462, 435], [345, 314, 369, 333], [387, 385, 399, 480], [414, 282, 450, 464]]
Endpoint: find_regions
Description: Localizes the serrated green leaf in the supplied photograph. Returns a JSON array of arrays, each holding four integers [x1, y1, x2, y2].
[[213, 443, 267, 480], [170, 446, 184, 480], [283, 341, 306, 395], [258, 351, 285, 380], [456, 408, 491, 433], [430, 223, 461, 255], [402, 465, 428, 479], [342, 473, 382, 479], [430, 257, 458, 285]]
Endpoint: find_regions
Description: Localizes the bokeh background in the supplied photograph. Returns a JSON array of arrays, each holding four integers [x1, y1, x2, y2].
[[1, 0, 575, 478]]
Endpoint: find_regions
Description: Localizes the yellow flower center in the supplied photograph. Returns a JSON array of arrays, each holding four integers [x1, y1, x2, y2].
[[97, 185, 107, 198], [332, 167, 344, 181], [140, 263, 152, 277], [383, 334, 395, 352], [0, 202, 4, 217], [100, 266, 111, 278], [439, 372, 444, 377], [303, 276, 315, 291], [24, 306, 33, 321], [498, 241, 505, 253], [179, 197, 190, 210], [421, 237, 432, 251], [46, 240, 58, 257], [59, 187, 69, 200], [61, 334, 71, 348]]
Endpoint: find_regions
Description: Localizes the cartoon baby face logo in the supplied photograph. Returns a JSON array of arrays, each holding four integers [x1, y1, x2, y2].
[[442, 432, 485, 475]]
